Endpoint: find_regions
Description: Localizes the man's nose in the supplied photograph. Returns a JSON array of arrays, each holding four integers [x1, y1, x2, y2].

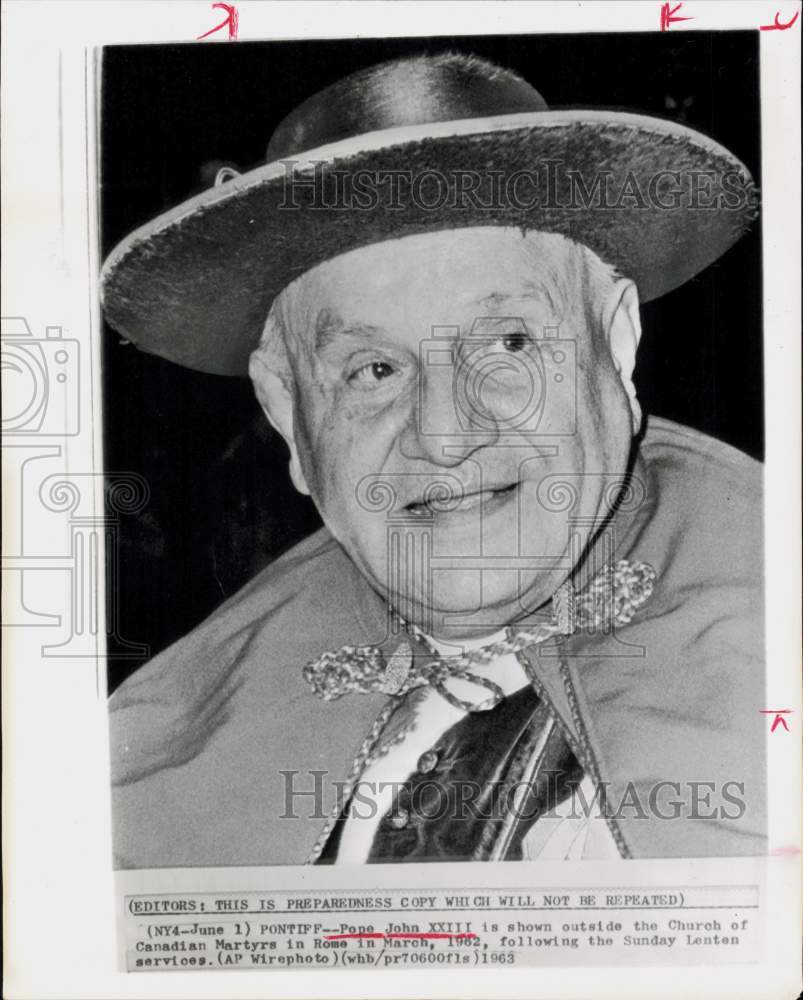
[[399, 363, 499, 466]]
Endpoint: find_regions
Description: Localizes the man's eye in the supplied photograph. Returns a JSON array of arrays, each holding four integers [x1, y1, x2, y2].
[[500, 331, 531, 353], [348, 360, 398, 385]]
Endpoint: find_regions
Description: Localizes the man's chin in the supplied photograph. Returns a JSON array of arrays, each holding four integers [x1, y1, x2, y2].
[[388, 571, 557, 639]]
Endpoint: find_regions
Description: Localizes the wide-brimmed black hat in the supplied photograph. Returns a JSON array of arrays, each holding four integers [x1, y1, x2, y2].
[[100, 52, 757, 376]]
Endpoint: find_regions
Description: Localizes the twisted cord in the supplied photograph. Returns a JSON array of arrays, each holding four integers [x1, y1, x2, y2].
[[302, 559, 656, 708], [303, 559, 655, 863], [306, 697, 414, 863]]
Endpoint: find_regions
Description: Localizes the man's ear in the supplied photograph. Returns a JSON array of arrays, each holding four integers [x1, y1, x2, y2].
[[248, 352, 311, 496], [601, 278, 643, 433]]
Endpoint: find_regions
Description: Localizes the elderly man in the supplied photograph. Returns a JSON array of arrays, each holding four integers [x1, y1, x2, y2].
[[103, 53, 764, 867]]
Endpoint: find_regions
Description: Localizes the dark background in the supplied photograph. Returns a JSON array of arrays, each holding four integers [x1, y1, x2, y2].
[[102, 32, 762, 690]]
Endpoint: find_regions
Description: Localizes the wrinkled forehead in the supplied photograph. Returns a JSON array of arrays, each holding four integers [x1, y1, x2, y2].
[[275, 227, 586, 344]]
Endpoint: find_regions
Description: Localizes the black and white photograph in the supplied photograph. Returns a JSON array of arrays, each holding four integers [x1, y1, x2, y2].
[[2, 3, 800, 996], [101, 30, 766, 868]]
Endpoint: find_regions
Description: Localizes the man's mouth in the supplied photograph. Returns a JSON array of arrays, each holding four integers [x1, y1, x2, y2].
[[404, 482, 518, 517]]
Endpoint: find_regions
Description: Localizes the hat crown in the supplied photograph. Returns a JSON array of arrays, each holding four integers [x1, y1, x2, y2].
[[266, 52, 549, 161]]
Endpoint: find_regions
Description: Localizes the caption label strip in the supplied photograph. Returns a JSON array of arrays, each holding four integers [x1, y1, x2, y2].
[[124, 884, 759, 972]]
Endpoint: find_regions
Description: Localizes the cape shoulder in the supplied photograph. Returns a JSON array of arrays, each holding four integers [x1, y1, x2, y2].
[[565, 417, 766, 857], [109, 527, 385, 786]]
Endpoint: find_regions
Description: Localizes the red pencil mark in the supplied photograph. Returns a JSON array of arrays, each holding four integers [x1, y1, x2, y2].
[[759, 709, 792, 732], [660, 2, 693, 30], [770, 844, 800, 856], [325, 932, 478, 941], [197, 2, 239, 40], [759, 9, 799, 30]]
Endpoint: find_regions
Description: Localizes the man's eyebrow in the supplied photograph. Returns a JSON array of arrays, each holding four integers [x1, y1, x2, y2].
[[476, 283, 561, 314], [313, 309, 383, 353]]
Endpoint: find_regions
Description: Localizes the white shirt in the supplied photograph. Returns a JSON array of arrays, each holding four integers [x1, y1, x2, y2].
[[335, 632, 620, 863]]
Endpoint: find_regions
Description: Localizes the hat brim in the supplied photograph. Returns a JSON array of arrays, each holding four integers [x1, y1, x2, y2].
[[101, 109, 757, 376]]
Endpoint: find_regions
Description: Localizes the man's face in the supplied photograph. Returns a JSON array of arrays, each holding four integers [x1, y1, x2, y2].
[[266, 228, 637, 637]]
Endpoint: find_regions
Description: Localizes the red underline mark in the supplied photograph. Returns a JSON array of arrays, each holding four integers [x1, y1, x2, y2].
[[770, 844, 800, 856], [324, 932, 478, 941], [759, 9, 799, 30]]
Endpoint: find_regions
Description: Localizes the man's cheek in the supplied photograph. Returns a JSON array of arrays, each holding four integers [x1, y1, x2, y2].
[[303, 439, 361, 516], [293, 433, 323, 500], [292, 403, 344, 502]]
